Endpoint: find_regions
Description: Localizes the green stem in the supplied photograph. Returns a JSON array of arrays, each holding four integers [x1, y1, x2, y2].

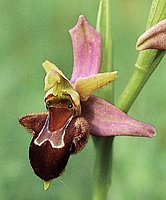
[[92, 137, 114, 200], [92, 0, 113, 200], [95, 0, 113, 102], [117, 0, 166, 112], [116, 49, 165, 113]]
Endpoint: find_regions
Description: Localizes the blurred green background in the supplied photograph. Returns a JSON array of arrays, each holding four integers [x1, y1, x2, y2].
[[1, 0, 166, 199]]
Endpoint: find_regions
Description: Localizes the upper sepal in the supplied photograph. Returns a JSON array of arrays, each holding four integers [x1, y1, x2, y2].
[[69, 15, 102, 83]]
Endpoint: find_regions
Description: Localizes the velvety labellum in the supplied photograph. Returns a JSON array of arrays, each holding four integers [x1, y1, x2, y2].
[[22, 95, 90, 181], [29, 117, 75, 181], [29, 115, 89, 181]]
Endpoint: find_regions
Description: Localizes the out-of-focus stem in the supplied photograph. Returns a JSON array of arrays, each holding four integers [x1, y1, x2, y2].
[[92, 137, 114, 200], [95, 0, 113, 102], [92, 0, 113, 200]]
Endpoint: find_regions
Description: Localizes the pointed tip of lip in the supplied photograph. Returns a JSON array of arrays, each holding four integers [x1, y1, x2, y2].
[[44, 180, 52, 190]]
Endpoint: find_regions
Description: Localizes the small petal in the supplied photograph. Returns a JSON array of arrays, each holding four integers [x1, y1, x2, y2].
[[75, 71, 117, 101], [69, 15, 102, 83], [136, 19, 166, 50], [81, 96, 156, 138]]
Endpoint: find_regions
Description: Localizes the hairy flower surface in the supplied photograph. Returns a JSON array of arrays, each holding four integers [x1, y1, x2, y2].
[[19, 15, 156, 190]]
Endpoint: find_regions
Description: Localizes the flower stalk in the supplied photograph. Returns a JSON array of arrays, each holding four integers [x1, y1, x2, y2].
[[92, 137, 114, 200], [116, 0, 166, 113]]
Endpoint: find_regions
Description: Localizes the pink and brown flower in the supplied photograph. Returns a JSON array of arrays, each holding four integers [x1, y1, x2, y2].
[[19, 15, 156, 190]]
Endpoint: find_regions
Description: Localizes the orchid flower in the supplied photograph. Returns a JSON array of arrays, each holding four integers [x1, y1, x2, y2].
[[19, 15, 156, 190], [136, 19, 166, 51]]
